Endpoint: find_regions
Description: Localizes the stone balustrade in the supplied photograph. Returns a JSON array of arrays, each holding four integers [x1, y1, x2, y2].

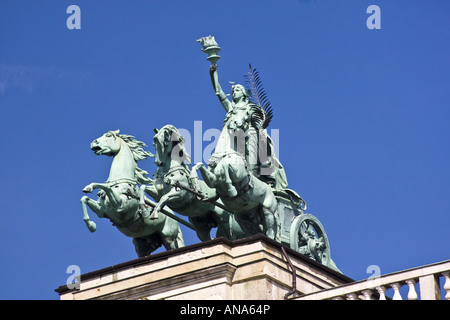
[[296, 260, 450, 300]]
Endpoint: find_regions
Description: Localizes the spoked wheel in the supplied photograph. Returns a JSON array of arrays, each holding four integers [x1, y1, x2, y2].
[[289, 214, 330, 266]]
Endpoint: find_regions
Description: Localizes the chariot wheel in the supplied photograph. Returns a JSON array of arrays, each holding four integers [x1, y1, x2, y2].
[[289, 214, 330, 266]]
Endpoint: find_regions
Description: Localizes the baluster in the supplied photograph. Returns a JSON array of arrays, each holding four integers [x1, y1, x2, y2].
[[331, 296, 345, 300], [443, 272, 450, 300], [362, 290, 373, 300], [376, 286, 387, 300], [405, 279, 418, 300], [346, 293, 359, 300], [391, 282, 403, 300]]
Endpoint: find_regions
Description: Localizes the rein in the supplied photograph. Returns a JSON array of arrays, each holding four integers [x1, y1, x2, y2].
[[105, 178, 137, 187], [164, 165, 191, 179]]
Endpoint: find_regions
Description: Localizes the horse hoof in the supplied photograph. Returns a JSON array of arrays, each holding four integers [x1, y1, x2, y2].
[[150, 212, 159, 220], [86, 221, 97, 232], [228, 187, 238, 198], [83, 186, 93, 193]]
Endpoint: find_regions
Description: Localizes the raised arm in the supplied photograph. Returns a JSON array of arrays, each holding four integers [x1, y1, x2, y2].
[[209, 64, 232, 113]]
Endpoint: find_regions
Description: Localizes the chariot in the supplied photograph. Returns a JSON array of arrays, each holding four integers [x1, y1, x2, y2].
[[273, 189, 336, 270]]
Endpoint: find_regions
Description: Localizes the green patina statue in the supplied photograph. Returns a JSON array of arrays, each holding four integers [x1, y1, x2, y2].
[[79, 36, 341, 272]]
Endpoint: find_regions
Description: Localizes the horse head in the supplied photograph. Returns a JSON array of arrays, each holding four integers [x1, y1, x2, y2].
[[90, 130, 122, 156], [153, 125, 190, 167]]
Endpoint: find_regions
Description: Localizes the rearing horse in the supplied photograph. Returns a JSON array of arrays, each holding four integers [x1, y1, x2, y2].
[[80, 130, 184, 257], [191, 151, 280, 241], [141, 125, 247, 241]]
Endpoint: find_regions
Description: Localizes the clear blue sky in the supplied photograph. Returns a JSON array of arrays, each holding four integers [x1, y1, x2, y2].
[[1, 0, 449, 299]]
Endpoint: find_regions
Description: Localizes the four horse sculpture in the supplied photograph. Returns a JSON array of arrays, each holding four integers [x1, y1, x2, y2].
[[77, 36, 339, 271], [78, 37, 338, 272], [140, 125, 247, 241], [79, 128, 337, 271], [80, 130, 184, 257]]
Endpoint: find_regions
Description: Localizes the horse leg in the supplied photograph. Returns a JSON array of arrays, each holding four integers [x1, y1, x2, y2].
[[139, 185, 146, 209], [227, 213, 249, 240], [133, 235, 162, 257], [139, 185, 152, 220], [160, 218, 185, 250], [132, 238, 149, 257], [209, 206, 235, 240], [222, 162, 238, 197], [262, 207, 279, 241], [234, 213, 261, 236], [211, 209, 229, 239], [190, 163, 218, 189], [150, 187, 180, 219], [188, 215, 213, 241], [261, 189, 280, 241], [80, 196, 100, 232], [83, 182, 121, 208]]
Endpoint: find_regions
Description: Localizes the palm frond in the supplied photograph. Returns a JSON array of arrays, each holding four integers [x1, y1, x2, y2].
[[244, 63, 274, 129]]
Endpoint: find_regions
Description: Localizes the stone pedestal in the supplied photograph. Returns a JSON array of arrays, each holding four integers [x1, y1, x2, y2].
[[55, 235, 353, 300]]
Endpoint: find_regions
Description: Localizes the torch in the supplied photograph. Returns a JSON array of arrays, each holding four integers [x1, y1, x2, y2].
[[196, 35, 223, 95], [196, 35, 221, 65]]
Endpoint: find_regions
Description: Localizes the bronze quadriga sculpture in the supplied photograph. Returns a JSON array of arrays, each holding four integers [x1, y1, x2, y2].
[[79, 36, 340, 272]]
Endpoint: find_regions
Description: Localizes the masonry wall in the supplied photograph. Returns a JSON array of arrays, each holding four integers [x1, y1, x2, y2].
[[55, 235, 353, 300]]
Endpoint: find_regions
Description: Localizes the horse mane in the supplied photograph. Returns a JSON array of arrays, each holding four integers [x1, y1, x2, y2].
[[115, 132, 154, 185]]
